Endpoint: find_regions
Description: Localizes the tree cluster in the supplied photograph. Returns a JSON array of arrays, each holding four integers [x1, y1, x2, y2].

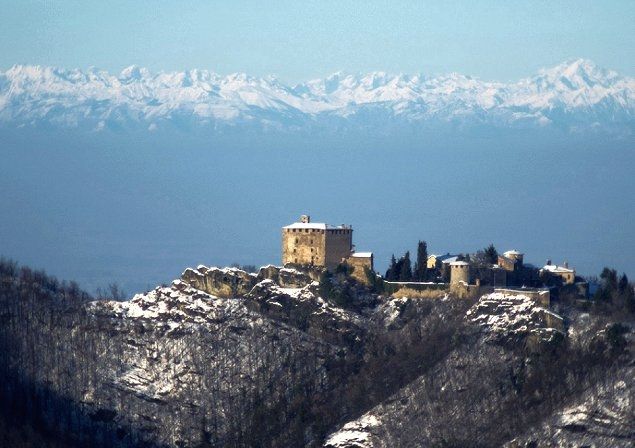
[[230, 262, 258, 273], [593, 267, 635, 314], [472, 244, 498, 267], [385, 241, 429, 282]]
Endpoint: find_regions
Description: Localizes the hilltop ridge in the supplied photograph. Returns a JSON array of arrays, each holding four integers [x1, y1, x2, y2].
[[0, 259, 633, 447]]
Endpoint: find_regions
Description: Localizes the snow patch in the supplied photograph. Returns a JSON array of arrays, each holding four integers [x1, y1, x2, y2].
[[324, 414, 381, 448]]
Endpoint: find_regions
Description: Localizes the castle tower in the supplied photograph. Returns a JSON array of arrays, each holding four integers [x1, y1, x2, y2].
[[282, 215, 353, 270], [450, 261, 470, 285]]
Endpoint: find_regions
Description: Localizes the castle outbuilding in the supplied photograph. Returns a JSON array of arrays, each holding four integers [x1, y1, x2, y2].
[[346, 252, 374, 282], [541, 261, 576, 285], [427, 253, 458, 270], [282, 215, 372, 272], [498, 250, 524, 272]]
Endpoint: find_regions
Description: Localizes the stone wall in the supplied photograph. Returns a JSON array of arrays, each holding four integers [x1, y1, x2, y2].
[[384, 282, 450, 299], [494, 288, 551, 307]]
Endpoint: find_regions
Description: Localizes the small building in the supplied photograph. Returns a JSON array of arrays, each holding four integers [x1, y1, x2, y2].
[[347, 252, 374, 283], [427, 253, 458, 270], [426, 254, 461, 281], [541, 261, 576, 285], [498, 250, 524, 272]]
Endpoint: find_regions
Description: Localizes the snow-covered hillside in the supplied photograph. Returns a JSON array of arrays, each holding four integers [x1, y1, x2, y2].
[[0, 59, 633, 133]]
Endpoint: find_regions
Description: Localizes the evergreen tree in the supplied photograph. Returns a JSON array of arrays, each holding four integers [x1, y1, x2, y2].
[[394, 257, 404, 280], [484, 244, 498, 265], [398, 251, 413, 282], [594, 267, 620, 303], [618, 273, 629, 293], [385, 254, 397, 281], [600, 267, 619, 291], [456, 253, 466, 262], [413, 240, 428, 281], [624, 282, 635, 313], [618, 273, 635, 313]]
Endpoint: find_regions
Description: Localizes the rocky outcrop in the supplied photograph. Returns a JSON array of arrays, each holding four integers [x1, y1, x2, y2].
[[256, 265, 316, 288], [180, 265, 257, 297], [180, 264, 318, 298], [467, 292, 565, 343], [244, 279, 365, 347]]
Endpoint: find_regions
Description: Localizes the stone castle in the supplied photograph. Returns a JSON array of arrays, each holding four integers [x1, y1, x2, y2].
[[282, 215, 373, 278], [281, 214, 580, 304]]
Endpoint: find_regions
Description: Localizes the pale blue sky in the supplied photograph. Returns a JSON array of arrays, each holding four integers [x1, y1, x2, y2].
[[1, 1, 634, 82]]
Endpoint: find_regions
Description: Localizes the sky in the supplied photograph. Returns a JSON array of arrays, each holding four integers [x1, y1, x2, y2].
[[1, 1, 634, 83], [1, 1, 634, 293]]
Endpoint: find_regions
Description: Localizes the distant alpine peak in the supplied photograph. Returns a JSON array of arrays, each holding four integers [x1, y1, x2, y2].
[[1, 59, 633, 133], [119, 65, 151, 80], [539, 58, 610, 79]]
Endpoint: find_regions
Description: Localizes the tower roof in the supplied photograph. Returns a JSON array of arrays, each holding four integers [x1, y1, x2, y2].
[[283, 222, 351, 230], [351, 252, 372, 258], [503, 250, 523, 256]]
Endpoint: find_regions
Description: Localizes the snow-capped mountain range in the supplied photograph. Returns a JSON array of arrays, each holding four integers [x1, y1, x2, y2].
[[0, 59, 633, 134]]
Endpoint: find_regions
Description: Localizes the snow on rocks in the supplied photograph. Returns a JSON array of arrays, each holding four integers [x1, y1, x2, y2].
[[256, 265, 317, 287], [467, 292, 564, 341], [324, 414, 381, 448], [89, 281, 239, 328]]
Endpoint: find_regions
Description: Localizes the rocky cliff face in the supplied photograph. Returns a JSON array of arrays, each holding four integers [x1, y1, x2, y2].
[[0, 262, 632, 447]]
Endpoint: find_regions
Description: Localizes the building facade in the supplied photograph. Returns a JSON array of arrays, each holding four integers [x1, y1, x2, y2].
[[541, 261, 576, 285]]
